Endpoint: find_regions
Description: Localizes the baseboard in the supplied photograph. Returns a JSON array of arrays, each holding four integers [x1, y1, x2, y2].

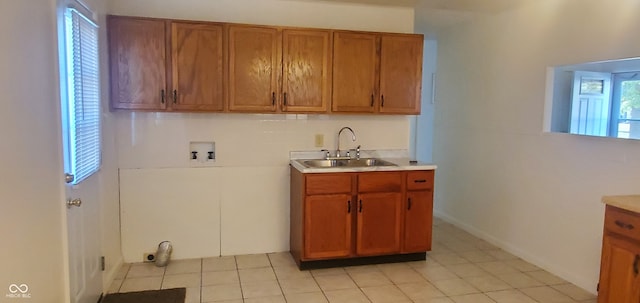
[[433, 210, 597, 295], [102, 255, 124, 293], [298, 253, 426, 270]]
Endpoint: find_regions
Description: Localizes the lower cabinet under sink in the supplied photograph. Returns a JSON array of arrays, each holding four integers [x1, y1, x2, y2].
[[289, 167, 435, 269]]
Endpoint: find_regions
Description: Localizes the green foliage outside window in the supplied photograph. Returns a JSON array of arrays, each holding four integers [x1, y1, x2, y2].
[[621, 80, 640, 116]]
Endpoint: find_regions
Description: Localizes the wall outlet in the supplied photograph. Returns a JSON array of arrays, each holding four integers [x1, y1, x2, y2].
[[314, 134, 324, 147], [143, 253, 155, 263]]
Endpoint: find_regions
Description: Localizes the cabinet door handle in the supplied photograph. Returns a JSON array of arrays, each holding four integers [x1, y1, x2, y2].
[[370, 94, 374, 107], [272, 92, 276, 106], [359, 200, 363, 213], [347, 200, 351, 213], [407, 197, 412, 210], [634, 254, 640, 276], [381, 95, 385, 107], [615, 220, 635, 230], [173, 89, 177, 104], [161, 89, 165, 104], [283, 92, 287, 106]]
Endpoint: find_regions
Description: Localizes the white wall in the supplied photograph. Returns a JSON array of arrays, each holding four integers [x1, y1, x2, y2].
[[0, 1, 67, 301], [108, 0, 416, 262], [109, 0, 414, 33], [93, 0, 125, 290], [433, 0, 640, 293], [0, 0, 123, 299]]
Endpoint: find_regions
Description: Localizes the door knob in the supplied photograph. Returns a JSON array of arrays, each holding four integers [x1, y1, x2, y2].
[[66, 198, 82, 208]]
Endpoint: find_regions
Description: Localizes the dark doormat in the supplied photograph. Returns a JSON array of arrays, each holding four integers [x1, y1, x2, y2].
[[101, 288, 186, 303]]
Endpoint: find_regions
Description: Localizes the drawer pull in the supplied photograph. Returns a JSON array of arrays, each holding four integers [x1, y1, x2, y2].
[[615, 220, 635, 230], [634, 255, 640, 276], [414, 179, 427, 183]]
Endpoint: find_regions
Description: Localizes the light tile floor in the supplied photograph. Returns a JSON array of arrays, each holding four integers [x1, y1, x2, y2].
[[108, 218, 598, 302]]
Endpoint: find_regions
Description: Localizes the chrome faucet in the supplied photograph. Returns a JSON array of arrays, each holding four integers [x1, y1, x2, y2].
[[336, 127, 356, 158]]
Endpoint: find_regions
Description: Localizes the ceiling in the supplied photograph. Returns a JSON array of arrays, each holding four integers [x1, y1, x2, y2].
[[306, 0, 533, 35], [317, 0, 530, 12]]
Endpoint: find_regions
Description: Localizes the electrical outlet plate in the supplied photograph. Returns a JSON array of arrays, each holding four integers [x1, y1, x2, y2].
[[143, 253, 155, 263], [314, 134, 324, 147]]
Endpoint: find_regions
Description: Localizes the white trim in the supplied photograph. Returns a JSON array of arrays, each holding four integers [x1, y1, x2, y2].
[[67, 0, 97, 24]]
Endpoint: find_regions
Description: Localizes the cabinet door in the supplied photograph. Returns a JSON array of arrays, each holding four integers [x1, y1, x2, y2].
[[332, 32, 378, 113], [403, 190, 433, 253], [228, 25, 280, 112], [282, 29, 331, 113], [598, 234, 640, 303], [379, 34, 423, 114], [171, 22, 224, 111], [356, 192, 402, 256], [109, 16, 168, 110], [304, 194, 352, 259]]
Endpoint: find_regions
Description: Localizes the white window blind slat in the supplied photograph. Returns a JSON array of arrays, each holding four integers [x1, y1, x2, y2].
[[64, 8, 100, 185]]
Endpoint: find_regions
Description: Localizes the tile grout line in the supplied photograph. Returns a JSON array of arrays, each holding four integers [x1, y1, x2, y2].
[[199, 258, 203, 303], [268, 254, 290, 303], [235, 256, 245, 302], [113, 219, 596, 303]]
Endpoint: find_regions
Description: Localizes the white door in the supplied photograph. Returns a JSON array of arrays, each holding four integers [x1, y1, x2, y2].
[[58, 2, 104, 302], [570, 71, 612, 136], [65, 175, 103, 303]]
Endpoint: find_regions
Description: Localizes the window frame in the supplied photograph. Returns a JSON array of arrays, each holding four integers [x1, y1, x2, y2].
[[610, 72, 640, 139], [58, 3, 101, 185], [545, 57, 640, 141]]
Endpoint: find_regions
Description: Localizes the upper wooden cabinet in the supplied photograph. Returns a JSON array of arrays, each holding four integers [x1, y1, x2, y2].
[[227, 26, 331, 113], [282, 29, 332, 113], [108, 15, 423, 114], [108, 16, 225, 111], [227, 25, 280, 112], [332, 32, 378, 113], [108, 16, 168, 110], [332, 31, 423, 114], [171, 22, 225, 111], [379, 35, 423, 114]]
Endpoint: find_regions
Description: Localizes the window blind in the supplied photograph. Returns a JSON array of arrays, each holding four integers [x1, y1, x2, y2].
[[64, 8, 100, 184]]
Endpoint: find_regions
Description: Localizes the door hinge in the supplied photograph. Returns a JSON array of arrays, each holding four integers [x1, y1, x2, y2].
[[100, 256, 105, 271]]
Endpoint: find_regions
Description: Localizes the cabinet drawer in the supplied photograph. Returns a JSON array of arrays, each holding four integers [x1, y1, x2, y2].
[[306, 174, 352, 195], [407, 170, 434, 191], [358, 172, 402, 193], [605, 205, 640, 242]]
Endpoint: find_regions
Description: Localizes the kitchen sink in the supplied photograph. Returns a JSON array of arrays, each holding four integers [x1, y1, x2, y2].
[[302, 158, 397, 168]]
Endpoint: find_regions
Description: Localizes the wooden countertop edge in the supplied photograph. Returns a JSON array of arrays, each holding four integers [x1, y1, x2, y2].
[[602, 195, 640, 213]]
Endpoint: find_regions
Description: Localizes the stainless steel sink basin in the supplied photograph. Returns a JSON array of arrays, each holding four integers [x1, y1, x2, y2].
[[302, 158, 397, 168]]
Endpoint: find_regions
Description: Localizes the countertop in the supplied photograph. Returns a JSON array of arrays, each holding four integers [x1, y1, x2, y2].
[[289, 149, 437, 173], [602, 195, 640, 214]]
